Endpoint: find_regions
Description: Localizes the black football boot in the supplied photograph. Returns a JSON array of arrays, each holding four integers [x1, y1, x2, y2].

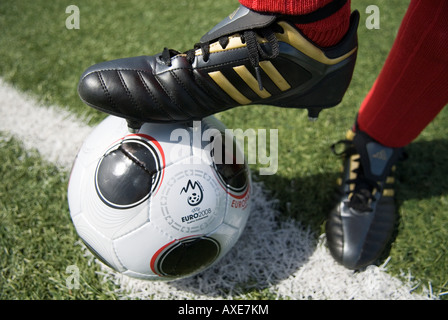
[[78, 2, 359, 131], [326, 127, 405, 270]]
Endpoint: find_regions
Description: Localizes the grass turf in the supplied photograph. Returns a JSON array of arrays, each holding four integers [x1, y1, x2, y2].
[[1, 0, 447, 298], [0, 134, 117, 299]]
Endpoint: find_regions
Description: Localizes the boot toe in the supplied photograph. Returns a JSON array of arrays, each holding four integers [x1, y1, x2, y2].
[[326, 198, 397, 270]]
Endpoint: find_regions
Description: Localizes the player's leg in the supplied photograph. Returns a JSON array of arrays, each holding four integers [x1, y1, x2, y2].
[[239, 0, 351, 47], [326, 0, 448, 269]]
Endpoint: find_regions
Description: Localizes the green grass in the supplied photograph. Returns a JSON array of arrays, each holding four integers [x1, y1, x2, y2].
[[0, 135, 117, 299], [1, 0, 447, 298]]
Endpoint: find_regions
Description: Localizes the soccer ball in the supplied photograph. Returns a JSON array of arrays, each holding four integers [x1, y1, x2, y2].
[[67, 115, 251, 281]]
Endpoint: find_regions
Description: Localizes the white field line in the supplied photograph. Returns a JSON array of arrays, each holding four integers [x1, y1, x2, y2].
[[0, 78, 436, 300]]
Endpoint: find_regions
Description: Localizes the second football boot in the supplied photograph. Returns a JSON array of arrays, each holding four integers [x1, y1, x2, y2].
[[326, 127, 405, 270]]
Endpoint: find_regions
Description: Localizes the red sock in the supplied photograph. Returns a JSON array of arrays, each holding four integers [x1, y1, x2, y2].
[[238, 0, 351, 47], [357, 0, 448, 148]]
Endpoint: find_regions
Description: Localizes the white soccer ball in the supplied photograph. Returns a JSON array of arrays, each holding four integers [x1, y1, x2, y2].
[[67, 116, 251, 281]]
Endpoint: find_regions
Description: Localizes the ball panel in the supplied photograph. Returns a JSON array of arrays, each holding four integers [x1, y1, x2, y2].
[[208, 130, 250, 194], [72, 214, 125, 272], [95, 137, 162, 209], [113, 222, 172, 276], [83, 162, 147, 239], [208, 223, 241, 257], [224, 191, 251, 230], [121, 269, 161, 281], [149, 161, 226, 239], [111, 205, 150, 240], [151, 236, 221, 278], [81, 116, 129, 164], [223, 173, 252, 230], [67, 157, 86, 219]]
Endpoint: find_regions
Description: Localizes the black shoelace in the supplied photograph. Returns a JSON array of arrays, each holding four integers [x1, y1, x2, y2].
[[160, 25, 283, 90], [331, 140, 380, 212]]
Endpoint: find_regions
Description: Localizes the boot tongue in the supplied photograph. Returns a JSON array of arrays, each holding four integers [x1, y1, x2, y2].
[[353, 130, 403, 182], [200, 5, 276, 43]]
